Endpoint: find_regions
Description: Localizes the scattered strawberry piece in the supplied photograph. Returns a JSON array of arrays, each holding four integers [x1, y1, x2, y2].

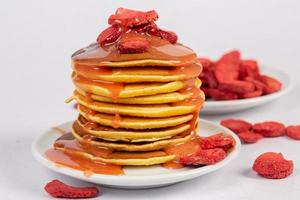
[[218, 80, 255, 94], [238, 131, 263, 143], [205, 88, 238, 100], [44, 180, 99, 198], [256, 75, 282, 94], [252, 152, 293, 179], [199, 133, 234, 151], [214, 50, 240, 83], [180, 148, 226, 166], [118, 37, 149, 54], [253, 121, 285, 137], [220, 119, 252, 134], [108, 8, 158, 27], [97, 25, 123, 46], [285, 125, 300, 140]]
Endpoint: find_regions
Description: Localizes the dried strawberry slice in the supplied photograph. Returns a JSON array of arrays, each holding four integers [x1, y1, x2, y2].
[[97, 25, 123, 46], [253, 121, 285, 137], [214, 50, 240, 83], [108, 8, 158, 27], [256, 75, 282, 94], [220, 119, 252, 134], [253, 152, 293, 179], [180, 148, 226, 165], [199, 133, 235, 151], [238, 131, 263, 143], [118, 37, 149, 54], [205, 88, 238, 100], [218, 80, 255, 94], [239, 60, 260, 79], [44, 179, 99, 198], [240, 90, 263, 98], [147, 23, 178, 44]]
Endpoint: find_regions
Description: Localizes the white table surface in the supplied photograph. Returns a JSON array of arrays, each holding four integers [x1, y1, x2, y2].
[[1, 0, 300, 199]]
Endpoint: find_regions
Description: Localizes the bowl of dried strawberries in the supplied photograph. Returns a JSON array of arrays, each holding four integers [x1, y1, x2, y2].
[[199, 50, 293, 115]]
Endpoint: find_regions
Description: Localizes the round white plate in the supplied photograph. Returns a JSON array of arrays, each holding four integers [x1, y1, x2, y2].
[[32, 119, 241, 189], [201, 67, 293, 115]]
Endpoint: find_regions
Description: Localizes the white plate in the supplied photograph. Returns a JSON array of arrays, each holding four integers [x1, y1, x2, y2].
[[32, 119, 241, 189], [201, 67, 293, 115]]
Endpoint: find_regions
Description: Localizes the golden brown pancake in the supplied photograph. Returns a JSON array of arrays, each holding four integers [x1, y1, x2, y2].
[[76, 116, 191, 142], [72, 123, 193, 151], [78, 105, 194, 129]]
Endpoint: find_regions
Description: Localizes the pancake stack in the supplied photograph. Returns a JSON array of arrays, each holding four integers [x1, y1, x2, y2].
[[58, 8, 205, 168]]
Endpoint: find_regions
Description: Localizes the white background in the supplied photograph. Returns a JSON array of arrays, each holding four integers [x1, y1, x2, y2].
[[1, 0, 300, 199]]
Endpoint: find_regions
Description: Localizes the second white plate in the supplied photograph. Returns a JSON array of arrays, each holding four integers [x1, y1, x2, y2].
[[32, 119, 241, 189]]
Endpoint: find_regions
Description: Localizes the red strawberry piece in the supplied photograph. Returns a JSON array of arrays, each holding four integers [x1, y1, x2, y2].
[[200, 70, 218, 88], [240, 90, 263, 98], [198, 58, 213, 70], [199, 133, 235, 151], [44, 179, 99, 198], [285, 125, 300, 140], [253, 121, 285, 137], [147, 24, 178, 44], [180, 148, 226, 166], [239, 60, 260, 79], [108, 8, 158, 27], [118, 37, 149, 54], [220, 119, 252, 134], [256, 75, 282, 94], [218, 80, 255, 94], [244, 77, 266, 91], [252, 152, 293, 179], [97, 25, 123, 46], [238, 131, 263, 143], [214, 50, 241, 83], [206, 88, 238, 100]]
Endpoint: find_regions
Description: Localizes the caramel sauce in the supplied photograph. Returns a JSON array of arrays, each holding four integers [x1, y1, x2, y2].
[[86, 109, 97, 116], [168, 63, 202, 79], [72, 31, 197, 66], [45, 149, 124, 176], [85, 92, 93, 103], [73, 74, 124, 100], [83, 121, 99, 130], [112, 113, 121, 129], [73, 62, 201, 80], [46, 133, 173, 176]]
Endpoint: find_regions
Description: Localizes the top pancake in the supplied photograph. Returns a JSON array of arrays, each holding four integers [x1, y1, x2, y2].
[[71, 34, 197, 67]]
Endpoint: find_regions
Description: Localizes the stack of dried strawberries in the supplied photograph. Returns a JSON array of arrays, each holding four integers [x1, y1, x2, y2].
[[199, 50, 282, 100]]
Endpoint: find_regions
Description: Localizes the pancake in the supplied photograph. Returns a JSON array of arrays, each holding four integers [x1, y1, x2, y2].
[[78, 105, 194, 129], [73, 92, 198, 118], [54, 147, 175, 166], [73, 74, 201, 99], [76, 116, 191, 142], [75, 89, 191, 104], [72, 123, 193, 151], [71, 35, 197, 67], [72, 63, 202, 83]]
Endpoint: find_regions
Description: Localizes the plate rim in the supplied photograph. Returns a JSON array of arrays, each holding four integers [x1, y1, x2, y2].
[[32, 119, 241, 185]]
